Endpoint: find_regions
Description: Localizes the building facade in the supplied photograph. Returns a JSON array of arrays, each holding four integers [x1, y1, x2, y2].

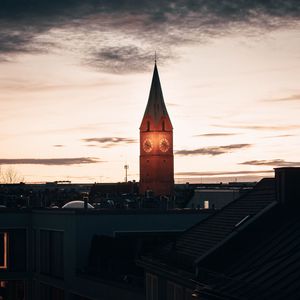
[[0, 207, 210, 300]]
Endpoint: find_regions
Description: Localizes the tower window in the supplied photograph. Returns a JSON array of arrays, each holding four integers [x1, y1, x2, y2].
[[147, 160, 149, 163], [162, 121, 165, 131], [147, 121, 150, 131]]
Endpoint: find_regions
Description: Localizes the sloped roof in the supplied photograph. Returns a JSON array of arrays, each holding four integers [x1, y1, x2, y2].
[[140, 172, 300, 299], [158, 178, 276, 270], [142, 63, 170, 124], [207, 211, 300, 300]]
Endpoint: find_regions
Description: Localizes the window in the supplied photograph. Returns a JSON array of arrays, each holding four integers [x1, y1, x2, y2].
[[147, 121, 150, 131], [40, 283, 64, 300], [184, 289, 194, 300], [146, 273, 158, 300], [32, 279, 38, 300], [167, 281, 183, 300], [204, 200, 209, 209], [40, 230, 64, 278], [162, 121, 165, 131], [0, 280, 25, 300], [1, 229, 26, 272], [33, 229, 37, 272], [0, 233, 8, 269]]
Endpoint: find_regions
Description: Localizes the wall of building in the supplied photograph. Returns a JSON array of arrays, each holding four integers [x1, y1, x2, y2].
[[74, 211, 209, 269], [0, 208, 210, 300]]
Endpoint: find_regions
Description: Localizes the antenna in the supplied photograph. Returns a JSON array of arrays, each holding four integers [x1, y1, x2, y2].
[[124, 164, 129, 183]]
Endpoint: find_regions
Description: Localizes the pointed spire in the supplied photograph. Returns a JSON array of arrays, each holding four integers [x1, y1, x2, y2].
[[142, 62, 170, 124]]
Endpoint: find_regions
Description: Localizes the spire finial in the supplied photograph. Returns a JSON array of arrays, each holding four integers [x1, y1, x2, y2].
[[154, 51, 157, 64]]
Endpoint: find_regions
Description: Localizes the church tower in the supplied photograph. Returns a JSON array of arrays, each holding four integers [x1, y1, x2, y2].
[[139, 62, 174, 196]]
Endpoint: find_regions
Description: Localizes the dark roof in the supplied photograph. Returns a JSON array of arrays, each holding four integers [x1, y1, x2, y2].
[[141, 170, 300, 299], [157, 178, 276, 270], [192, 208, 300, 300], [209, 210, 300, 300], [142, 63, 171, 125]]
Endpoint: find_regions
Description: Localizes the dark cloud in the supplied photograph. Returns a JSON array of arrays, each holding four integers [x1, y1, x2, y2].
[[0, 0, 299, 71], [264, 134, 295, 138], [265, 94, 300, 102], [0, 31, 34, 56], [195, 133, 238, 137], [90, 46, 171, 73], [83, 137, 137, 148], [176, 143, 251, 156], [240, 159, 300, 167], [0, 157, 101, 165], [176, 170, 273, 176]]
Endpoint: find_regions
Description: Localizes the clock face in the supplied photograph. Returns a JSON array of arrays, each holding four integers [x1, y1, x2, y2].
[[159, 138, 170, 152], [143, 139, 153, 152]]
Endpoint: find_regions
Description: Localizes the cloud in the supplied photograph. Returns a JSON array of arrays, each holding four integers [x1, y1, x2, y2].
[[0, 157, 101, 165], [240, 159, 300, 167], [53, 144, 64, 147], [195, 133, 238, 137], [0, 31, 34, 56], [213, 124, 300, 131], [0, 78, 117, 92], [175, 174, 271, 184], [89, 46, 171, 73], [82, 137, 137, 148], [176, 170, 273, 176], [0, 0, 299, 71], [264, 134, 295, 138], [166, 102, 180, 107], [28, 123, 105, 135], [176, 143, 251, 156], [265, 94, 300, 102]]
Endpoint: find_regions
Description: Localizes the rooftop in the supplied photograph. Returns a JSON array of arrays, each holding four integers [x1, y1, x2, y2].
[[154, 178, 276, 270]]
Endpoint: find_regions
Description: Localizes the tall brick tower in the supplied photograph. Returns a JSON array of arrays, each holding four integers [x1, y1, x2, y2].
[[139, 62, 174, 196]]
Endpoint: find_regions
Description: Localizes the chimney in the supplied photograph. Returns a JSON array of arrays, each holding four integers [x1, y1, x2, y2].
[[83, 196, 88, 209], [275, 167, 300, 207]]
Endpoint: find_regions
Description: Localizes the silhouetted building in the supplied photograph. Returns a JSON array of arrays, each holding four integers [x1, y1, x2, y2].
[[0, 206, 211, 300], [139, 62, 174, 196], [186, 183, 254, 209], [0, 182, 92, 208], [138, 167, 300, 300]]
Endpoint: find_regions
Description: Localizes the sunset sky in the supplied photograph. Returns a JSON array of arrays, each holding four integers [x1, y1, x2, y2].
[[0, 1, 300, 183]]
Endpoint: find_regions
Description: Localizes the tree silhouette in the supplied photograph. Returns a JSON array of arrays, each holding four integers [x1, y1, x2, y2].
[[0, 166, 24, 183]]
